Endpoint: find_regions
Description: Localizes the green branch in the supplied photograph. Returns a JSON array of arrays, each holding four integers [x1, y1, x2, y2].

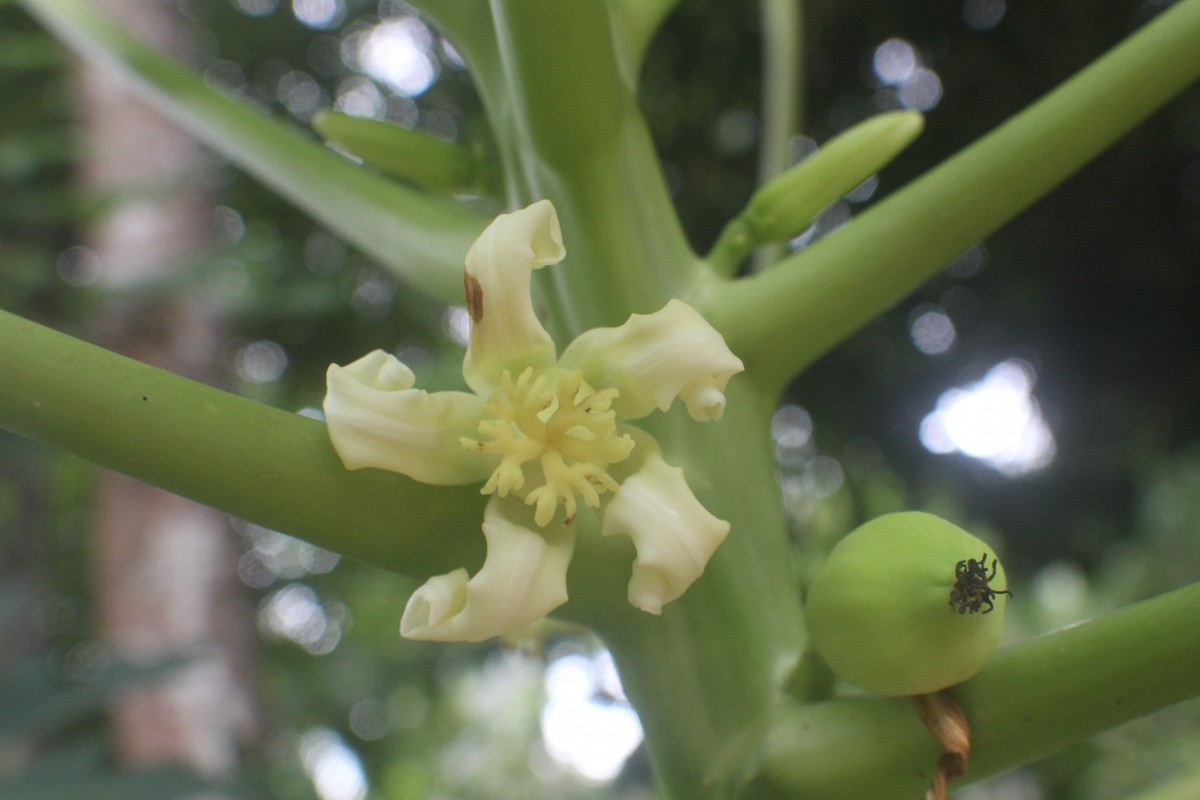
[[746, 581, 1200, 799], [0, 310, 486, 576], [18, 0, 487, 305], [488, 0, 698, 337], [712, 0, 1200, 388]]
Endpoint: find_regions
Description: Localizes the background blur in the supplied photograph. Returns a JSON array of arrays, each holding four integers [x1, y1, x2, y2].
[[2, 1, 1198, 798]]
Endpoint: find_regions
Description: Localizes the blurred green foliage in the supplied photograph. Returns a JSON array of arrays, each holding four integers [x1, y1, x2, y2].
[[0, 580, 216, 798]]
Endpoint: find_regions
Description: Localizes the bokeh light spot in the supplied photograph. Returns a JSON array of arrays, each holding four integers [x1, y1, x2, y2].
[[211, 205, 246, 246], [299, 727, 368, 800], [714, 109, 758, 156], [873, 38, 917, 85], [350, 271, 395, 320], [1032, 561, 1088, 625], [803, 455, 845, 497], [963, 0, 1007, 31], [909, 306, 957, 355], [277, 70, 325, 118], [293, 0, 345, 30], [56, 245, 104, 287], [898, 67, 943, 111], [919, 359, 1056, 476], [845, 174, 879, 203], [334, 76, 385, 118], [352, 18, 438, 97], [946, 243, 988, 278], [348, 697, 390, 741], [203, 59, 247, 92], [540, 650, 642, 783], [235, 339, 288, 383], [304, 228, 348, 276], [772, 404, 814, 449], [442, 305, 470, 347], [231, 0, 279, 17], [258, 583, 345, 654]]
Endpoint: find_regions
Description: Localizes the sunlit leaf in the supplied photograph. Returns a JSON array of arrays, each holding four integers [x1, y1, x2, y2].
[[313, 111, 499, 196]]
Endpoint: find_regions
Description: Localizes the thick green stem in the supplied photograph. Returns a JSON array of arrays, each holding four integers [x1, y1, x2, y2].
[[489, 0, 701, 336], [714, 0, 1200, 389], [747, 581, 1200, 798], [0, 310, 486, 576], [563, 385, 806, 800], [484, 11, 807, 797], [491, 0, 633, 161]]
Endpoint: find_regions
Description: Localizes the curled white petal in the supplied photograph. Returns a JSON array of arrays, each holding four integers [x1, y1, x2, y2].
[[558, 299, 744, 422], [397, 569, 469, 633], [462, 199, 564, 395], [400, 498, 575, 641], [679, 375, 728, 422], [601, 452, 730, 614], [324, 350, 492, 485]]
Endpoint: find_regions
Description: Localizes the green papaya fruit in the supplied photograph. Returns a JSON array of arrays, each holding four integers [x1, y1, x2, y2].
[[804, 511, 1011, 696]]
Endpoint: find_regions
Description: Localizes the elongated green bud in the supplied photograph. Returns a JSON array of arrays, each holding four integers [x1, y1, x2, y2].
[[746, 110, 924, 242], [312, 111, 495, 194], [706, 111, 923, 273], [804, 511, 1011, 696]]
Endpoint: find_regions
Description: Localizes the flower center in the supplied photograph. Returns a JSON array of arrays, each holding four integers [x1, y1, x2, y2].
[[462, 367, 635, 525]]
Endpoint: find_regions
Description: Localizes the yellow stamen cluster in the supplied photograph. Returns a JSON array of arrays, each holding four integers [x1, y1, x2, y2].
[[462, 367, 634, 525]]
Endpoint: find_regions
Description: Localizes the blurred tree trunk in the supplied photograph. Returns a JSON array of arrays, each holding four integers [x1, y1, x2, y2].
[[78, 0, 260, 780]]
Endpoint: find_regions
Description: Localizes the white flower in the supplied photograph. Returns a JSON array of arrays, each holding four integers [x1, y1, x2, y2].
[[324, 200, 743, 641]]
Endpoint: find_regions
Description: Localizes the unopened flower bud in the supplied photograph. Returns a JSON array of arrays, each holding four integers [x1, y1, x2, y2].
[[746, 111, 924, 242]]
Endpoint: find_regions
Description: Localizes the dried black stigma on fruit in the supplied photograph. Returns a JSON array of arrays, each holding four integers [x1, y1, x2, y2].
[[948, 552, 1014, 615]]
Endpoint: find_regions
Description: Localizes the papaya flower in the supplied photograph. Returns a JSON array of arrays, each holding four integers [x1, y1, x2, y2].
[[323, 200, 743, 642]]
